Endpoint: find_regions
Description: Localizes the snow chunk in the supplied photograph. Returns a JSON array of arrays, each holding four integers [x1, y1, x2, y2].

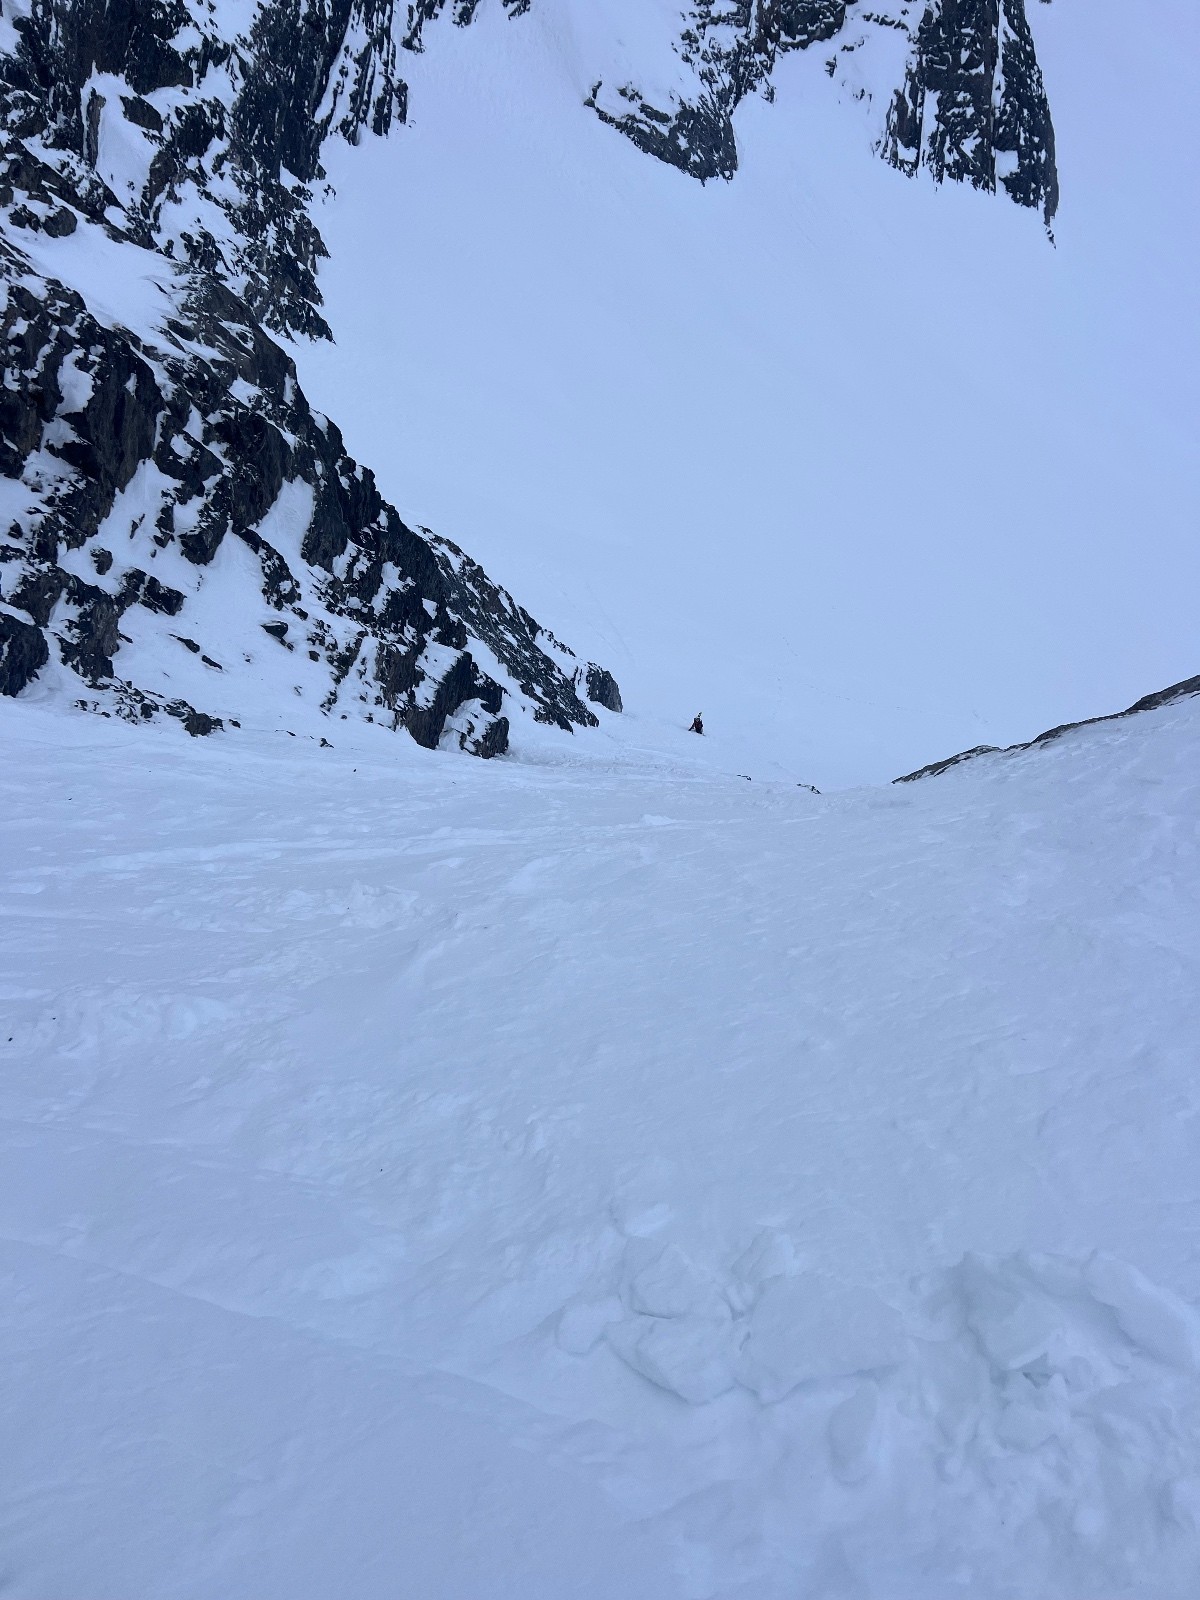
[[628, 1243, 726, 1320], [556, 1294, 623, 1356], [607, 1313, 736, 1405], [1085, 1252, 1200, 1371], [827, 1381, 881, 1484], [959, 1254, 1062, 1371], [739, 1275, 907, 1402]]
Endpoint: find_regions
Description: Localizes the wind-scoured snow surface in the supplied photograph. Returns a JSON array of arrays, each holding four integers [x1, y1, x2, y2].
[[296, 0, 1200, 786], [4, 691, 1200, 1597]]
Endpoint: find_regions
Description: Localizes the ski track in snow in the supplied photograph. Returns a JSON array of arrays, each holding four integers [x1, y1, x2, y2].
[[2, 698, 1200, 1596]]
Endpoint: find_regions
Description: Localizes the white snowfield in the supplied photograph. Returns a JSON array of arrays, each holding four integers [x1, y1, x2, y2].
[[3, 690, 1200, 1597]]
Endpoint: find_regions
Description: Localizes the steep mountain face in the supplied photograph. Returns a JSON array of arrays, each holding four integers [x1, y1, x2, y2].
[[0, 0, 616, 752], [1, 0, 408, 339], [0, 0, 1058, 750]]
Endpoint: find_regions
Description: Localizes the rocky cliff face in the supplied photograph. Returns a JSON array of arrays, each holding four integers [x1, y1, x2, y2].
[[0, 0, 615, 752], [582, 0, 1057, 226], [3, 0, 1060, 336], [881, 0, 1058, 221], [2, 0, 410, 339]]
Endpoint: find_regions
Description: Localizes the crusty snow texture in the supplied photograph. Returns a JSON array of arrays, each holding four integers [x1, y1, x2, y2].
[[3, 691, 1200, 1597]]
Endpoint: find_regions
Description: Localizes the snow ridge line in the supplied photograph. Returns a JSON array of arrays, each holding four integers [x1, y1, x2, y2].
[[896, 673, 1200, 783]]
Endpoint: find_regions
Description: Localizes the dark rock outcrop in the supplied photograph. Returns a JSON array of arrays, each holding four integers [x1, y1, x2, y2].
[[590, 1, 849, 185], [881, 0, 1058, 224], [584, 665, 623, 714], [895, 677, 1200, 783], [0, 610, 49, 698]]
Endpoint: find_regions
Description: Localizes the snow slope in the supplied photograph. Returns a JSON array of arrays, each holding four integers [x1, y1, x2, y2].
[[3, 688, 1200, 1596], [295, 0, 1200, 786]]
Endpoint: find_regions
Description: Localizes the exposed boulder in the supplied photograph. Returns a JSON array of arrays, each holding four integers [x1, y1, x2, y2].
[[0, 610, 49, 698]]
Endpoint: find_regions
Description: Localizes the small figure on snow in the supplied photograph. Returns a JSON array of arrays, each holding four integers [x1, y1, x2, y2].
[[688, 713, 704, 735]]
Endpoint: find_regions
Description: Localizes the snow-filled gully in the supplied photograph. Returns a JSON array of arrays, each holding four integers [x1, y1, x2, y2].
[[2, 698, 1200, 1597]]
